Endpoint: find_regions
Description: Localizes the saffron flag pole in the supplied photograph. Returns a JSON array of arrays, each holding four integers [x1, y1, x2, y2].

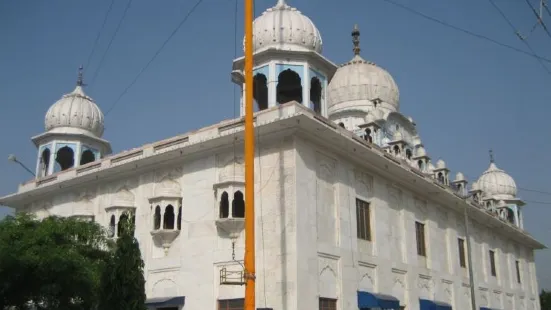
[[243, 0, 256, 308]]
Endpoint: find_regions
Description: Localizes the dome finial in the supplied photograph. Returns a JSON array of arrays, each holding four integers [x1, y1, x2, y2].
[[352, 24, 361, 55], [489, 149, 494, 163], [275, 0, 286, 8], [76, 65, 85, 87]]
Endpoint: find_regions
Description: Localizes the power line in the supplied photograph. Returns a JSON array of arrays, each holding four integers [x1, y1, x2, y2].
[[378, 0, 551, 65], [523, 0, 551, 41], [89, 0, 135, 86], [488, 0, 551, 75], [104, 0, 206, 116], [84, 0, 116, 72]]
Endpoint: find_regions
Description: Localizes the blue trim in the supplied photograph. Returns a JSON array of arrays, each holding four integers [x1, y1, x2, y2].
[[146, 296, 185, 307], [419, 299, 452, 310], [480, 308, 499, 310], [357, 290, 401, 309]]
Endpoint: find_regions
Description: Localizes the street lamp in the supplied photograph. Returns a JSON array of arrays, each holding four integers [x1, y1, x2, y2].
[[8, 154, 35, 177]]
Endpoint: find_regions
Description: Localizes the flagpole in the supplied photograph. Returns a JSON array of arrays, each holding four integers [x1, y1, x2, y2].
[[243, 0, 256, 308]]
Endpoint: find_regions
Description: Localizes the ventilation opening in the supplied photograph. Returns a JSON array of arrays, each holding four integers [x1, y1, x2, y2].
[[55, 146, 74, 171], [232, 191, 245, 218], [253, 73, 268, 111], [310, 77, 322, 114], [277, 69, 302, 104], [80, 149, 96, 165]]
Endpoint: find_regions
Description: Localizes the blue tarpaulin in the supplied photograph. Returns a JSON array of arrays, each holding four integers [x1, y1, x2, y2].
[[419, 299, 452, 310], [357, 290, 401, 309], [145, 296, 185, 308]]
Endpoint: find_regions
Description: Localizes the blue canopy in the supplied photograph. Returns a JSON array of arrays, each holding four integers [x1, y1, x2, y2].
[[480, 308, 499, 310], [357, 290, 401, 309], [419, 299, 452, 310], [146, 296, 185, 308]]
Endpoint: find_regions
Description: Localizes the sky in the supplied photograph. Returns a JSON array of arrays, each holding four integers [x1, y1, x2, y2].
[[1, 0, 550, 290]]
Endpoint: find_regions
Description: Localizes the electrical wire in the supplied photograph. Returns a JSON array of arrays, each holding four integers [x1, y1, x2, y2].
[[488, 0, 551, 75], [378, 0, 551, 65], [104, 0, 205, 116], [523, 0, 551, 41], [89, 0, 135, 86], [84, 0, 116, 72]]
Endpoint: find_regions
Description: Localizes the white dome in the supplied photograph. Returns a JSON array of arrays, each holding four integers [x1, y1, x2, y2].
[[454, 172, 466, 182], [476, 162, 517, 199], [327, 55, 399, 113], [45, 85, 105, 137], [245, 0, 322, 53], [436, 159, 446, 169], [415, 145, 427, 157]]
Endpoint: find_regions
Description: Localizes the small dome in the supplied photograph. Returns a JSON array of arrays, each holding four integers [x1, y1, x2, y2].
[[436, 159, 446, 169], [476, 162, 517, 199], [454, 172, 466, 182], [245, 0, 322, 53], [412, 136, 422, 146], [365, 112, 376, 123], [427, 162, 435, 172], [219, 157, 245, 182], [471, 181, 479, 191], [45, 85, 104, 137], [415, 145, 427, 157], [327, 25, 399, 116], [154, 178, 181, 198], [392, 130, 403, 141]]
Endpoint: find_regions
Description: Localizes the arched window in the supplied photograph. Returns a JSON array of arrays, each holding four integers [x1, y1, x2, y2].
[[177, 206, 182, 230], [154, 206, 161, 230], [163, 205, 175, 229], [437, 172, 445, 184], [338, 122, 345, 128], [232, 191, 245, 218], [417, 160, 424, 171], [507, 208, 515, 224], [393, 145, 400, 155], [40, 148, 50, 177], [365, 129, 372, 143], [80, 149, 95, 165], [118, 213, 129, 237], [55, 146, 74, 171], [277, 69, 302, 104], [220, 191, 229, 218], [131, 214, 136, 235], [310, 77, 322, 113], [405, 149, 412, 160], [109, 215, 116, 238], [253, 73, 268, 111]]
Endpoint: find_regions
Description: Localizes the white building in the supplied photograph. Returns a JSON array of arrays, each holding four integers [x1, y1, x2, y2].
[[0, 1, 544, 309]]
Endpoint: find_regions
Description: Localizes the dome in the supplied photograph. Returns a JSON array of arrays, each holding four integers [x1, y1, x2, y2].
[[327, 25, 399, 115], [415, 145, 427, 157], [436, 159, 446, 169], [454, 172, 466, 182], [45, 84, 105, 138], [476, 162, 517, 199], [245, 0, 322, 53]]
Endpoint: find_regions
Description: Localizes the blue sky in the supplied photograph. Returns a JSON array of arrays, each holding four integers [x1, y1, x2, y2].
[[1, 0, 550, 289]]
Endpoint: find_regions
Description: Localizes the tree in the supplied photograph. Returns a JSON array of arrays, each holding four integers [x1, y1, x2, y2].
[[0, 213, 112, 310], [99, 212, 146, 310], [541, 289, 551, 310]]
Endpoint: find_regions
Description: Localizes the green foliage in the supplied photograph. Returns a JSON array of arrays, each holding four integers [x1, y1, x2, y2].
[[0, 213, 113, 310], [99, 212, 146, 310], [541, 289, 551, 310]]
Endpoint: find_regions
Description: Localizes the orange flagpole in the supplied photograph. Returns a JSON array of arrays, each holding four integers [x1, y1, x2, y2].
[[243, 0, 256, 308]]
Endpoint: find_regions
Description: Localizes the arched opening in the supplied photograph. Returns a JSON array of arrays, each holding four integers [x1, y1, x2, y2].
[[154, 206, 161, 230], [118, 213, 128, 237], [109, 215, 116, 238], [55, 146, 74, 171], [232, 191, 245, 218], [310, 77, 322, 113], [507, 208, 515, 224], [405, 149, 413, 160], [364, 129, 372, 143], [80, 149, 95, 165], [437, 172, 445, 184], [417, 160, 424, 171], [253, 73, 268, 111], [131, 214, 136, 235], [40, 148, 51, 177], [277, 69, 302, 104], [163, 205, 175, 229], [220, 191, 229, 218], [393, 145, 400, 156], [338, 122, 345, 128], [177, 206, 182, 230]]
